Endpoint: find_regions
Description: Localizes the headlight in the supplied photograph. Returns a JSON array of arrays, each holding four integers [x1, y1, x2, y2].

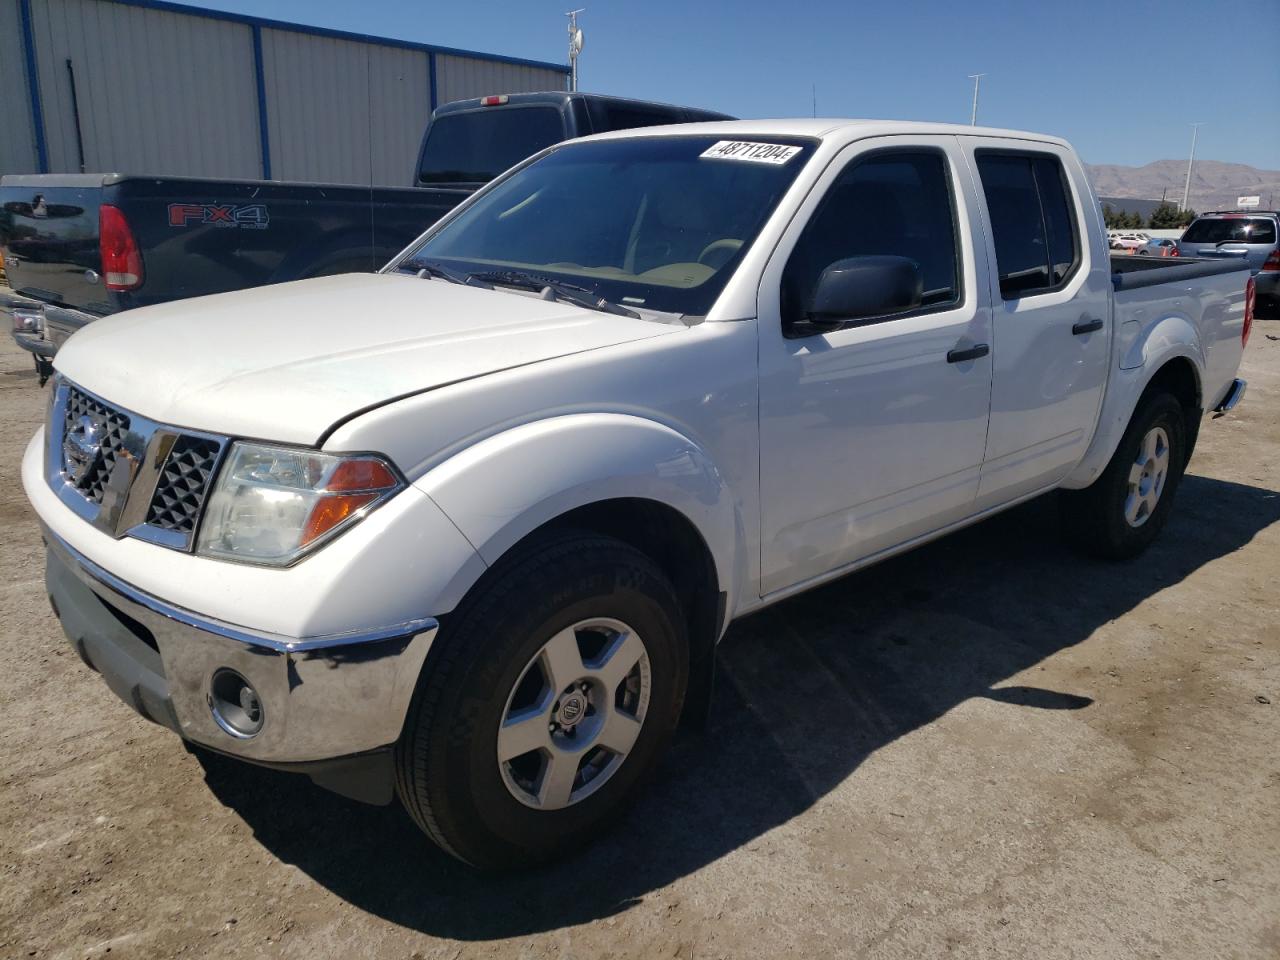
[[195, 442, 403, 566]]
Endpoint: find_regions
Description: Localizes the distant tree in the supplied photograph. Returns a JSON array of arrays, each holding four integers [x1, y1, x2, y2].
[[1148, 202, 1185, 229], [1177, 207, 1197, 227], [1102, 204, 1124, 229], [1124, 210, 1146, 229]]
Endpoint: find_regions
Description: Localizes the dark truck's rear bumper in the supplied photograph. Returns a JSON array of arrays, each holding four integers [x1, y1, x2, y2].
[[43, 528, 438, 804], [3, 289, 98, 380]]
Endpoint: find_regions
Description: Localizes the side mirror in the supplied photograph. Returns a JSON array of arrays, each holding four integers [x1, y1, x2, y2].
[[807, 255, 923, 327]]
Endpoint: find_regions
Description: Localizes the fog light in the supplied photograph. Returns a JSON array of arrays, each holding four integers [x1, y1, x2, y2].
[[208, 668, 264, 738]]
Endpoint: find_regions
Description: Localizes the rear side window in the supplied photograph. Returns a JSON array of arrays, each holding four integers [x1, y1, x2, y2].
[[1182, 217, 1277, 244], [976, 153, 1081, 299], [782, 150, 961, 325], [418, 107, 565, 184], [601, 104, 679, 131]]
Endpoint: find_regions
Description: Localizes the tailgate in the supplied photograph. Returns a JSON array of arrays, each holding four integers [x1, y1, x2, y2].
[[0, 175, 109, 314]]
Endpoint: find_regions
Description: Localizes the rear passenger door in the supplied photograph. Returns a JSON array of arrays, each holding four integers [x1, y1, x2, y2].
[[757, 136, 994, 595], [963, 143, 1110, 507]]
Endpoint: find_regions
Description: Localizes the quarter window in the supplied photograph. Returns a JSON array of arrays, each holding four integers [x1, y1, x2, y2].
[[976, 153, 1080, 299], [782, 151, 961, 325]]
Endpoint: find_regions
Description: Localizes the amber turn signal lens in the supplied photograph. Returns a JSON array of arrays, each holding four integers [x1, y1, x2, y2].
[[325, 458, 399, 492], [300, 493, 380, 546]]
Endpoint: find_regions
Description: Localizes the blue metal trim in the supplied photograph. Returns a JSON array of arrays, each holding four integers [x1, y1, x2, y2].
[[250, 25, 272, 179], [104, 0, 570, 74], [18, 0, 49, 173], [427, 51, 438, 113]]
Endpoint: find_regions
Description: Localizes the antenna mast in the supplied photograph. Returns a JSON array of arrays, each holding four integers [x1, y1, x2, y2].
[[566, 9, 585, 92]]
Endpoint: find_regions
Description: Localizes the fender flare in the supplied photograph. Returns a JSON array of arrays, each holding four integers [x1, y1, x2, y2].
[[1063, 315, 1204, 489], [412, 413, 746, 619]]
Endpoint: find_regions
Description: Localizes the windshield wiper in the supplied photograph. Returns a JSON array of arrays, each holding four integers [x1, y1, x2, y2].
[[408, 261, 488, 287], [467, 270, 641, 319]]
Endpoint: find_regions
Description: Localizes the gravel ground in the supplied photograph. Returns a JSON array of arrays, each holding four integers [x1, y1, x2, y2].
[[1, 325, 1277, 960]]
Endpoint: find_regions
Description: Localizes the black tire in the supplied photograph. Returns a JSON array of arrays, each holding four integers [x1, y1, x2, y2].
[[394, 531, 688, 869], [1061, 390, 1187, 560]]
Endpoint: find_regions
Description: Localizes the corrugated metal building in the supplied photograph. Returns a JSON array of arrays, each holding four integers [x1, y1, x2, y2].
[[1, 0, 569, 185]]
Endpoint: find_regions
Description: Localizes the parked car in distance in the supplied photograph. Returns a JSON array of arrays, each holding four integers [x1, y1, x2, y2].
[[1110, 232, 1149, 251], [1177, 211, 1279, 316], [24, 119, 1253, 869], [1139, 238, 1180, 257], [2, 92, 733, 381]]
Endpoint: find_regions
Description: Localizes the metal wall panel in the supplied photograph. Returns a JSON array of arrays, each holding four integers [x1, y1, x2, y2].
[[27, 0, 262, 177], [434, 54, 566, 107], [260, 29, 429, 186], [0, 0, 39, 176]]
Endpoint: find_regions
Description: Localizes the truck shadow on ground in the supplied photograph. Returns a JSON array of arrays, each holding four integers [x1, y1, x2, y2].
[[194, 473, 1280, 939]]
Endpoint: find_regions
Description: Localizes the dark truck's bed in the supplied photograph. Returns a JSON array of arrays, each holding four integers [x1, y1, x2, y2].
[[2, 91, 733, 383]]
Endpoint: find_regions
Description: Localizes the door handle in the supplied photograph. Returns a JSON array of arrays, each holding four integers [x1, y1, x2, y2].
[[1072, 318, 1104, 335], [946, 343, 989, 363]]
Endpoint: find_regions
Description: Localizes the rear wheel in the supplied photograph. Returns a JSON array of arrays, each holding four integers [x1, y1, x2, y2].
[[395, 531, 688, 869], [1061, 391, 1187, 559]]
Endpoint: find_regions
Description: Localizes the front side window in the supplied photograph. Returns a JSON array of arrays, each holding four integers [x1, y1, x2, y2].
[[781, 150, 961, 325], [976, 153, 1081, 299], [403, 135, 816, 315]]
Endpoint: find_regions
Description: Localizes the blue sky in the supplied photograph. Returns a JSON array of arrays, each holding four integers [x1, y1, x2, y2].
[[187, 0, 1280, 170]]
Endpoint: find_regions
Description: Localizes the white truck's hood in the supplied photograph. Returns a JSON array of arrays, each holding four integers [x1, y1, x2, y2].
[[54, 273, 677, 444]]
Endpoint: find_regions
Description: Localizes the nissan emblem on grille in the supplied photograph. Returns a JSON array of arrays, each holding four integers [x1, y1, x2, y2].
[[61, 386, 131, 503], [63, 413, 105, 485], [48, 379, 225, 550]]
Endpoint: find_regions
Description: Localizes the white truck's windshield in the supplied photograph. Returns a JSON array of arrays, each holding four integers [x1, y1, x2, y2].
[[402, 135, 816, 315]]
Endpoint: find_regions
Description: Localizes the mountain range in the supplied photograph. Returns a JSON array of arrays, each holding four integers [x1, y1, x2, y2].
[[1085, 160, 1279, 212]]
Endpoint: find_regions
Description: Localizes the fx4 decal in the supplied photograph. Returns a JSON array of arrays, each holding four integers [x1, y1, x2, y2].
[[168, 203, 269, 229]]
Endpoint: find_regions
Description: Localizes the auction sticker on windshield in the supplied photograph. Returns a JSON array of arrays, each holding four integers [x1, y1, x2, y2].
[[699, 141, 803, 165]]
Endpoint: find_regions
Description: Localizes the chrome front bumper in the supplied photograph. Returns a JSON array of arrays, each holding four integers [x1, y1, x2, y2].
[[45, 527, 438, 772]]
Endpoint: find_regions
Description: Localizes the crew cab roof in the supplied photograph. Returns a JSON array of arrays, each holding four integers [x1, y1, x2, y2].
[[578, 118, 1072, 148]]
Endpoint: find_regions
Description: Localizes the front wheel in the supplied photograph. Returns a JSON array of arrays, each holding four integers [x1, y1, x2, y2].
[[1061, 391, 1188, 559], [395, 531, 688, 869]]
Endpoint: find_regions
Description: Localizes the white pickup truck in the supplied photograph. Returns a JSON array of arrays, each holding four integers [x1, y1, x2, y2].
[[23, 120, 1254, 869]]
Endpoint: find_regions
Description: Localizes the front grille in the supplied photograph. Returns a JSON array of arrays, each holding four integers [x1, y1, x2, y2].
[[64, 386, 131, 503], [50, 378, 229, 551], [145, 436, 222, 534]]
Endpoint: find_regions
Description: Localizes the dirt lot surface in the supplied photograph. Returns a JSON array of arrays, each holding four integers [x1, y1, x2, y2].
[[1, 326, 1278, 960]]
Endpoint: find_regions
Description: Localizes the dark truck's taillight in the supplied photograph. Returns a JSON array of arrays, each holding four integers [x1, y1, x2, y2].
[[99, 204, 143, 290], [1262, 249, 1280, 272], [1243, 276, 1255, 348]]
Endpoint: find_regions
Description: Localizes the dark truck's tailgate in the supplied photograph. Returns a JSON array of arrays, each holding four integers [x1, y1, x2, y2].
[[0, 175, 110, 314]]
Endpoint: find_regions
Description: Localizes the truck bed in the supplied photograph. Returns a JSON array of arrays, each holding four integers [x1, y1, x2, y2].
[[1111, 255, 1250, 412], [0, 173, 459, 316], [1110, 254, 1251, 291]]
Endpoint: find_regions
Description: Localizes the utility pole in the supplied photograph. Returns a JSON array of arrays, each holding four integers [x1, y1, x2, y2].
[[968, 74, 986, 126], [566, 9, 584, 92], [1181, 122, 1202, 212]]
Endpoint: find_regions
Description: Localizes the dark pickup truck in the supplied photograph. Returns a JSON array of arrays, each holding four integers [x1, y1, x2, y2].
[[2, 91, 731, 380]]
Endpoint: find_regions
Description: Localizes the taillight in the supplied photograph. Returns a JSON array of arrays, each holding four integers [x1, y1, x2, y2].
[[99, 204, 143, 290], [1263, 249, 1280, 272], [1169, 245, 1180, 257], [1243, 276, 1255, 347], [480, 94, 509, 106]]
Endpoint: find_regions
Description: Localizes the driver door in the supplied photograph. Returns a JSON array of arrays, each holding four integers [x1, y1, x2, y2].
[[756, 136, 994, 595]]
